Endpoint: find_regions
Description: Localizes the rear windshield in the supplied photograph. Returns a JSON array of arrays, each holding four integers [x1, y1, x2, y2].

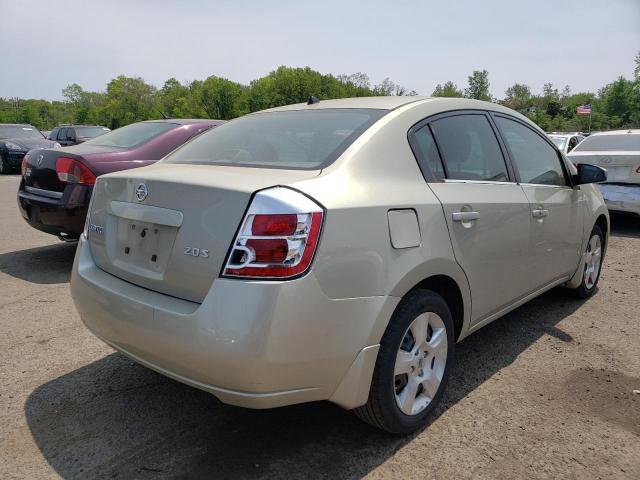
[[549, 136, 567, 149], [76, 126, 110, 138], [573, 134, 640, 152], [83, 122, 176, 148], [163, 109, 387, 169], [0, 125, 44, 140]]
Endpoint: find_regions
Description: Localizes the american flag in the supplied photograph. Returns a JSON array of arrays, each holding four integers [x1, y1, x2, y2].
[[576, 104, 592, 115]]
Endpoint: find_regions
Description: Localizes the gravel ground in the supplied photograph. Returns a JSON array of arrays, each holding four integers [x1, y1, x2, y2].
[[1, 174, 639, 479]]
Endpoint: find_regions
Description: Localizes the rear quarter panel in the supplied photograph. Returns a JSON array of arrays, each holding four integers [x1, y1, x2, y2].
[[289, 100, 486, 342]]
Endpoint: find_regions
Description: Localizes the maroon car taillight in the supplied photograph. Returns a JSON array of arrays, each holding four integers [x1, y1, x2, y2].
[[55, 157, 96, 185], [223, 187, 324, 279]]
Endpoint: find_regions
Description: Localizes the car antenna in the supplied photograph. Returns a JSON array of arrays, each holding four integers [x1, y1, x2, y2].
[[158, 110, 168, 119], [307, 95, 320, 105]]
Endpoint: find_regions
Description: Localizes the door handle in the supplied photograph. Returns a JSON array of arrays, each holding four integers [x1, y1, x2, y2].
[[452, 211, 480, 222], [532, 208, 549, 218]]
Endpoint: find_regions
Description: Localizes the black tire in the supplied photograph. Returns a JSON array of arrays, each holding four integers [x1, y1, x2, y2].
[[0, 154, 7, 175], [354, 289, 455, 434], [569, 224, 605, 299]]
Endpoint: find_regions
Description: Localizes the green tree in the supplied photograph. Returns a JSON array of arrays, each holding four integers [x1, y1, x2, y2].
[[465, 70, 491, 101], [432, 81, 464, 97], [503, 83, 531, 110], [200, 76, 246, 120], [103, 75, 158, 128]]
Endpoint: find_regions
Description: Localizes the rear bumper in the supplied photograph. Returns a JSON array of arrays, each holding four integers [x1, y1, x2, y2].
[[598, 183, 640, 215], [17, 182, 91, 237], [71, 236, 397, 409]]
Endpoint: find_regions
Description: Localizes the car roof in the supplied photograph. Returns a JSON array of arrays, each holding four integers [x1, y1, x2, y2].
[[256, 96, 533, 121], [259, 96, 427, 113], [55, 124, 108, 127], [140, 119, 224, 125], [589, 129, 640, 136]]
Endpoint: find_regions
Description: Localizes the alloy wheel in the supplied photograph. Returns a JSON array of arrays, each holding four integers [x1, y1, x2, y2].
[[584, 234, 602, 289], [394, 312, 448, 416]]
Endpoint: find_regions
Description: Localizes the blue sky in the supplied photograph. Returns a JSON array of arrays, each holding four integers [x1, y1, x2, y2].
[[1, 0, 638, 100]]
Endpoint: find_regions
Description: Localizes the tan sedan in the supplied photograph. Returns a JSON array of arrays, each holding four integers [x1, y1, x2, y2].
[[71, 97, 609, 434]]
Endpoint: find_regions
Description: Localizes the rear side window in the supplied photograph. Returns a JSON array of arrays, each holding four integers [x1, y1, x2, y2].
[[411, 125, 445, 180], [430, 114, 509, 182], [164, 109, 387, 170], [495, 117, 567, 186]]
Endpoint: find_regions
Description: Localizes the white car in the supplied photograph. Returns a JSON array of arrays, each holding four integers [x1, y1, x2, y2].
[[548, 133, 585, 155], [568, 130, 640, 215]]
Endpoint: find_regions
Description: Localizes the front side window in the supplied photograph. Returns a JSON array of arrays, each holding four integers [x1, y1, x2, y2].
[[164, 109, 386, 170], [495, 116, 567, 186], [430, 114, 509, 182]]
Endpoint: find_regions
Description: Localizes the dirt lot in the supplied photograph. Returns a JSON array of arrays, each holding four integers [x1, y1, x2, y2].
[[1, 174, 639, 480]]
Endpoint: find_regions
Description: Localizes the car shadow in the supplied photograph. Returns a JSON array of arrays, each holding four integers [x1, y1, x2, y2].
[[25, 288, 586, 479], [0, 242, 76, 284], [609, 212, 640, 239]]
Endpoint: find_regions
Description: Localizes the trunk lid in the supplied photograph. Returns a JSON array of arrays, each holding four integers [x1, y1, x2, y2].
[[568, 151, 640, 184], [87, 163, 319, 303], [23, 148, 80, 192]]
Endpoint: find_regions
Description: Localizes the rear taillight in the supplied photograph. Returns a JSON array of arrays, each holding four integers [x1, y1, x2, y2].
[[55, 157, 96, 185], [21, 153, 30, 176], [222, 187, 324, 279]]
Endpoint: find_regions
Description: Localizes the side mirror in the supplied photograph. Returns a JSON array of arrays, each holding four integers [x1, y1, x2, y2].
[[573, 163, 607, 185]]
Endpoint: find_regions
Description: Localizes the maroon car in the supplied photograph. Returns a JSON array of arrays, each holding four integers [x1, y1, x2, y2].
[[18, 119, 223, 240]]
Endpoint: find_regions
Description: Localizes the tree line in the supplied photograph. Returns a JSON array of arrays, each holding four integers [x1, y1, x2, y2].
[[1, 53, 638, 133]]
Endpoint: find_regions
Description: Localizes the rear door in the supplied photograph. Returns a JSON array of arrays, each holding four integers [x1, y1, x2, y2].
[[412, 112, 533, 324], [493, 114, 583, 286]]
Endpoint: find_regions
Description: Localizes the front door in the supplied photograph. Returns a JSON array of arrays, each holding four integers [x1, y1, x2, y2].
[[493, 115, 583, 286]]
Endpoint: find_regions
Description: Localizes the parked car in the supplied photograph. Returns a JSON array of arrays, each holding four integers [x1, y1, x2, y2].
[[18, 119, 223, 240], [547, 132, 585, 155], [568, 129, 640, 216], [0, 124, 60, 174], [49, 124, 111, 146], [71, 97, 608, 434]]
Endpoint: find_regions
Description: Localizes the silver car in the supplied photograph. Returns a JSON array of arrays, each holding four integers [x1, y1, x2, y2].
[[71, 97, 609, 434], [567, 129, 640, 216]]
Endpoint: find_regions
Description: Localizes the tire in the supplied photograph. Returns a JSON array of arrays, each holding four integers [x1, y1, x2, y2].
[[569, 224, 605, 299], [0, 154, 7, 175], [354, 289, 455, 434]]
